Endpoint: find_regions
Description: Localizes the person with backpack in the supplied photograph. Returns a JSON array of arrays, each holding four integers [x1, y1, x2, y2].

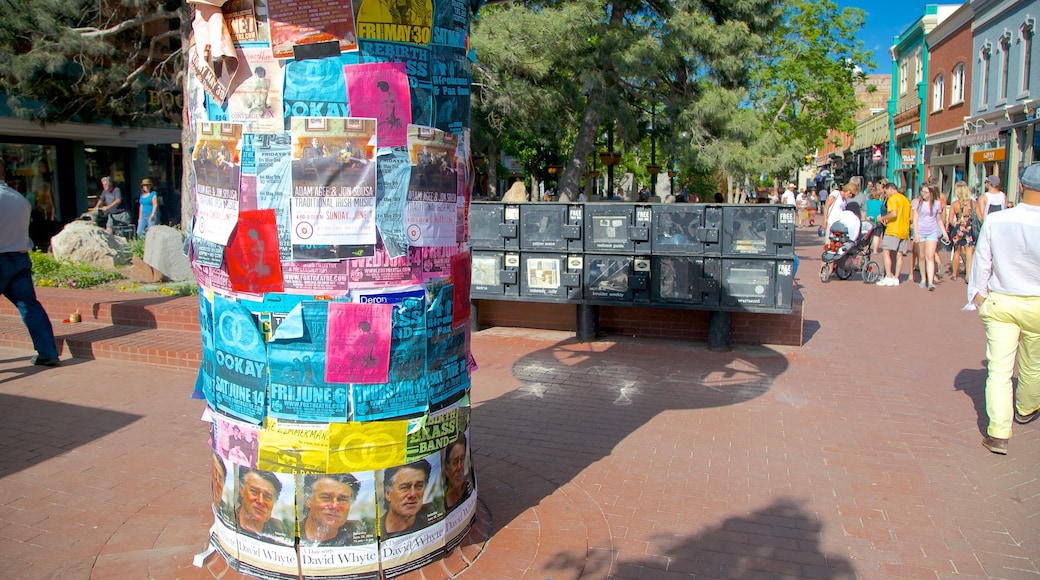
[[977, 175, 1008, 221]]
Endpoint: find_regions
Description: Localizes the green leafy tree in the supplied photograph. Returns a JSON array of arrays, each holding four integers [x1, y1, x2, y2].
[[0, 0, 186, 126], [472, 0, 783, 199]]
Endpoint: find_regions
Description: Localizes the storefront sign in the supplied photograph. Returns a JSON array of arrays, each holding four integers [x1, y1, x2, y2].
[[957, 127, 1000, 147], [895, 125, 914, 137], [901, 148, 917, 166], [972, 147, 1006, 163]]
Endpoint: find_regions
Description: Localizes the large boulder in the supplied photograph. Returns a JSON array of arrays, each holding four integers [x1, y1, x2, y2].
[[144, 226, 194, 282], [501, 181, 529, 202], [50, 221, 131, 269]]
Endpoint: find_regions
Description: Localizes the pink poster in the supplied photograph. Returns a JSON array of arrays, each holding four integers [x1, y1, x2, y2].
[[325, 302, 392, 384], [344, 62, 411, 147], [451, 251, 470, 329]]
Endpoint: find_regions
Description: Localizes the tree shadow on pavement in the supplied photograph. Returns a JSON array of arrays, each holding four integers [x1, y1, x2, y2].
[[545, 498, 856, 578], [470, 332, 789, 539]]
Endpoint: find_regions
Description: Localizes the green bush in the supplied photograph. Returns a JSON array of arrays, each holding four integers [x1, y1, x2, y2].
[[30, 251, 125, 289], [128, 237, 145, 260]]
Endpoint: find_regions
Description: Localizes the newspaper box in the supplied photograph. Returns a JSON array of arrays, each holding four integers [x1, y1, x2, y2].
[[720, 258, 795, 312], [721, 205, 795, 258], [520, 203, 583, 252], [471, 250, 520, 298], [519, 252, 583, 301], [583, 254, 651, 303], [651, 204, 722, 256], [469, 202, 520, 250], [583, 203, 652, 254], [650, 256, 722, 306]]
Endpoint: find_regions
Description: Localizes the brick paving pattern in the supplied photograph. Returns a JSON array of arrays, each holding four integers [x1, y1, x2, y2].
[[1, 228, 1038, 578]]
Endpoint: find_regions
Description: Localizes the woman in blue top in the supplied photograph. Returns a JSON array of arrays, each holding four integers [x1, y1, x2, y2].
[[137, 178, 159, 238], [865, 185, 885, 255]]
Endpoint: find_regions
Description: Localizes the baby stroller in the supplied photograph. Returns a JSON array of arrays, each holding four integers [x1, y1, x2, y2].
[[820, 220, 882, 283]]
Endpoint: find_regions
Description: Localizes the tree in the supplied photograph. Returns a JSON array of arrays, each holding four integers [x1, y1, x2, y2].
[[472, 0, 783, 199], [0, 0, 186, 127], [471, 0, 874, 198]]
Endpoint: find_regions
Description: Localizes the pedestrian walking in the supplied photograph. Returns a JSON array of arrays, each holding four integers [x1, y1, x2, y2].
[[876, 181, 911, 287], [911, 183, 949, 291], [968, 163, 1040, 455], [0, 164, 60, 366]]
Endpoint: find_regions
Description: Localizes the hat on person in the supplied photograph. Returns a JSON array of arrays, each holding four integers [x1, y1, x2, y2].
[[985, 175, 1000, 187], [141, 178, 152, 186], [1021, 163, 1040, 191]]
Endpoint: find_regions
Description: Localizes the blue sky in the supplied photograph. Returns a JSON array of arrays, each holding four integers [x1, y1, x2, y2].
[[837, 1, 946, 74]]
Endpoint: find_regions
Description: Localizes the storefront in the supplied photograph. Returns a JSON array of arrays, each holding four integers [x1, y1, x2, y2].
[[958, 124, 1004, 197], [892, 113, 922, 197], [1, 114, 180, 247]]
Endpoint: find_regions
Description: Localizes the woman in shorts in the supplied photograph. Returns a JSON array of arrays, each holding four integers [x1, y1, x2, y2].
[[910, 183, 949, 291]]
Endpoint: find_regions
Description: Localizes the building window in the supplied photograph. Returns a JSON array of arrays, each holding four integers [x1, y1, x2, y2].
[[915, 50, 923, 85], [951, 63, 965, 104], [1023, 20, 1035, 93], [900, 60, 908, 95], [999, 32, 1011, 101], [980, 43, 992, 108], [932, 74, 945, 111]]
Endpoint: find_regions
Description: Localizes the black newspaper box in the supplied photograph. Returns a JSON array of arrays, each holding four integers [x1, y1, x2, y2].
[[720, 258, 795, 312], [520, 203, 584, 252], [721, 205, 795, 258], [650, 256, 722, 306], [469, 202, 520, 250], [583, 254, 651, 303], [651, 204, 722, 256], [583, 203, 652, 254], [519, 252, 583, 301], [470, 250, 520, 298]]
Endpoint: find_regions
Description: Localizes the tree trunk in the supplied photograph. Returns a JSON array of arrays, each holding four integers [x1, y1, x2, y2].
[[558, 93, 604, 200], [179, 4, 194, 232], [487, 150, 499, 199]]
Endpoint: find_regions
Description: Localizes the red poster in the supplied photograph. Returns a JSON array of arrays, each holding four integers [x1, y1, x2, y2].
[[268, 0, 358, 59], [325, 302, 392, 384], [451, 252, 470, 329], [225, 209, 284, 294]]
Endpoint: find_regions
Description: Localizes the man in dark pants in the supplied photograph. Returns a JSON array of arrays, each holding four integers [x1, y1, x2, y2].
[[0, 165, 59, 366]]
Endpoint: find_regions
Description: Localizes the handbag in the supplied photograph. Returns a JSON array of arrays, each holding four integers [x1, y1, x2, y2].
[[969, 201, 982, 234]]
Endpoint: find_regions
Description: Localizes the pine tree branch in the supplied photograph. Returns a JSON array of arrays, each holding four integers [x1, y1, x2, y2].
[[73, 11, 180, 38]]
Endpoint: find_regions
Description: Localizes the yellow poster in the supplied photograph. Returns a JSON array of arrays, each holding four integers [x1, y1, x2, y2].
[[329, 419, 409, 471], [258, 418, 330, 473], [355, 0, 433, 45]]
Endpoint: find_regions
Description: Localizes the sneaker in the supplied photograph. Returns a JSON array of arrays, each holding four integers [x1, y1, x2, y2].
[[928, 285, 936, 292], [919, 281, 926, 288], [982, 435, 1008, 455], [889, 278, 900, 287], [32, 356, 59, 367], [876, 277, 893, 286]]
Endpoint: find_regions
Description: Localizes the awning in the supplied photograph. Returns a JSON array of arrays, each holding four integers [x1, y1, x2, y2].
[[1001, 116, 1040, 131]]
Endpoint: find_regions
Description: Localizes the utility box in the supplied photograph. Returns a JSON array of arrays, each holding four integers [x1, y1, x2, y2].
[[583, 254, 651, 304], [720, 258, 795, 312]]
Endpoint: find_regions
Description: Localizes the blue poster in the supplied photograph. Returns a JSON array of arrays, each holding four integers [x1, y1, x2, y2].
[[212, 294, 269, 424], [282, 54, 359, 123], [193, 292, 216, 401], [426, 285, 469, 404], [375, 147, 413, 259], [267, 301, 350, 422], [352, 297, 429, 421]]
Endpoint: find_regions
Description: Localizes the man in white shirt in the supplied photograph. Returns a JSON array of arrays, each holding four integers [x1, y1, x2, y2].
[[969, 163, 1040, 454], [0, 165, 59, 366], [780, 183, 796, 206]]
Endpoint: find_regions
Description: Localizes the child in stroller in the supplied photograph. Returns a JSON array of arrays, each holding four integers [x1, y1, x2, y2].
[[820, 202, 882, 283]]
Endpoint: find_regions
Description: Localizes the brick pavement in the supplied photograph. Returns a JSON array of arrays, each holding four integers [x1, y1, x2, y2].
[[1, 227, 1038, 578]]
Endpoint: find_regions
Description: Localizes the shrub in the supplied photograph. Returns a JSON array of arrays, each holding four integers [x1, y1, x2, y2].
[[30, 251, 125, 289], [128, 237, 145, 260]]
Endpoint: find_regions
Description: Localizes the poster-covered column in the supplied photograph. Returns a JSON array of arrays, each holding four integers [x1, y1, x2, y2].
[[186, 0, 480, 577]]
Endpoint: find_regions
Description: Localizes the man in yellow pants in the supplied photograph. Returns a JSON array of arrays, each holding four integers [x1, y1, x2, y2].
[[969, 163, 1040, 454]]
